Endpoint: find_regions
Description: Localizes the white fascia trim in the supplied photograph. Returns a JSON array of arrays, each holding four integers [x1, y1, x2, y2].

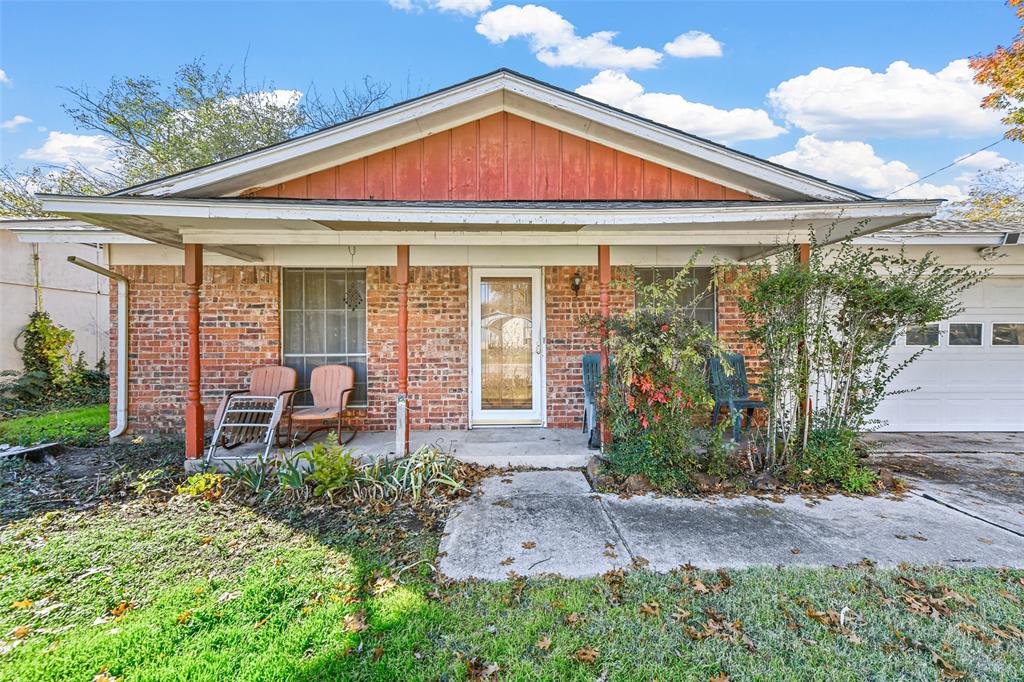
[[110, 72, 867, 202], [40, 195, 941, 228], [11, 228, 150, 244], [853, 233, 1012, 246]]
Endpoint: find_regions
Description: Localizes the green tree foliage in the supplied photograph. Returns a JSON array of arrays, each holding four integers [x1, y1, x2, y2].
[[1, 59, 392, 217], [952, 167, 1024, 221], [737, 228, 986, 477]]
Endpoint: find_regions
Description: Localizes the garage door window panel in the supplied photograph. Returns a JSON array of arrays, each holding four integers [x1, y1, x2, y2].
[[992, 323, 1024, 346], [949, 323, 983, 347], [906, 324, 940, 347]]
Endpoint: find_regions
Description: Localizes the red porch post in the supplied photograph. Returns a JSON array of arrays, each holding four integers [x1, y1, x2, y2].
[[184, 244, 204, 459], [796, 243, 811, 437], [396, 245, 410, 455], [598, 245, 612, 446]]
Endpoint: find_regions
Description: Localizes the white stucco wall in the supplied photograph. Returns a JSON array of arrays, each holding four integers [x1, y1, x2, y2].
[[0, 230, 110, 372]]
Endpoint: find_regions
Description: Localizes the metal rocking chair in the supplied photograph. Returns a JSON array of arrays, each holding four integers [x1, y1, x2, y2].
[[204, 366, 297, 465]]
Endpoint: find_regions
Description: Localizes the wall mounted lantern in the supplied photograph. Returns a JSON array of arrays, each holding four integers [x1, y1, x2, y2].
[[570, 271, 583, 297]]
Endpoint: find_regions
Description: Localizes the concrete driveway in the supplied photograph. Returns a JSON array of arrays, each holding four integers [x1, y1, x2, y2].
[[866, 432, 1024, 535], [439, 433, 1024, 580]]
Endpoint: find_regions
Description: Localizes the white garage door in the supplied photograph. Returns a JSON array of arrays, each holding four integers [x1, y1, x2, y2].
[[873, 277, 1024, 432]]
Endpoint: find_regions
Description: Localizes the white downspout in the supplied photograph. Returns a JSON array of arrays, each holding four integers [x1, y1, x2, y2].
[[67, 256, 129, 439]]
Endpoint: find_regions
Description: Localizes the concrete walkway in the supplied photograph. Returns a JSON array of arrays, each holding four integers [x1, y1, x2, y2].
[[438, 470, 1024, 580]]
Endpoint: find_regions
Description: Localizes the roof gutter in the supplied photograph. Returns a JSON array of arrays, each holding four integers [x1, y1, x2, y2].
[[38, 194, 942, 227], [67, 257, 128, 440]]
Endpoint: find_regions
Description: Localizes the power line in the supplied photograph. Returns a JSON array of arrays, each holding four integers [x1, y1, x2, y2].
[[885, 137, 1007, 198]]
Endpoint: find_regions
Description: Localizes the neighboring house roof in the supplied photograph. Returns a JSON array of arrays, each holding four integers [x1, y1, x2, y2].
[[0, 218, 147, 244], [883, 218, 1024, 235], [106, 68, 875, 203]]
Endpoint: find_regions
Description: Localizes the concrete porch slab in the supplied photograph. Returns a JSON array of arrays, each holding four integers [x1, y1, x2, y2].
[[193, 427, 593, 471]]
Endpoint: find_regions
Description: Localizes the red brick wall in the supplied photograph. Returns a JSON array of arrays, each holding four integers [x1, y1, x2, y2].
[[109, 265, 281, 435], [544, 266, 635, 428], [363, 265, 469, 431], [715, 265, 763, 382], [110, 262, 760, 436]]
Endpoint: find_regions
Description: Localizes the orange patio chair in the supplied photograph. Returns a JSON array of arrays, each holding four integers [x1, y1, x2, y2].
[[213, 365, 298, 449], [286, 364, 358, 445]]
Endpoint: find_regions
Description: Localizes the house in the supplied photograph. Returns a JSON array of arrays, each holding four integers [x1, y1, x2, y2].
[[0, 220, 112, 373], [26, 69, 1020, 459]]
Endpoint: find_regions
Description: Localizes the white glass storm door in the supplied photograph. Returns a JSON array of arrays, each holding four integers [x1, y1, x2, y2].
[[470, 268, 545, 425]]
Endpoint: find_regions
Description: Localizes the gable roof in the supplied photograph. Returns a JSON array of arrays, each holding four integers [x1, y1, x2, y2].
[[110, 68, 874, 203]]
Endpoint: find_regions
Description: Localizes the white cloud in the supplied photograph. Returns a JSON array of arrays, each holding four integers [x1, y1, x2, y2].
[[768, 59, 1003, 139], [769, 134, 966, 201], [577, 70, 785, 143], [663, 31, 722, 58], [954, 149, 1010, 171], [1, 115, 32, 131], [390, 0, 490, 14], [476, 4, 662, 70], [435, 0, 490, 14], [21, 131, 120, 174], [0, 69, 10, 86]]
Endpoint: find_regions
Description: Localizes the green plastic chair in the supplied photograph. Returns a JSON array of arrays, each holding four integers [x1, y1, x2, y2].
[[708, 352, 766, 441]]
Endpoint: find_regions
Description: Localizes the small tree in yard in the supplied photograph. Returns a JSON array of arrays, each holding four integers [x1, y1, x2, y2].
[[736, 228, 986, 490], [581, 261, 727, 491]]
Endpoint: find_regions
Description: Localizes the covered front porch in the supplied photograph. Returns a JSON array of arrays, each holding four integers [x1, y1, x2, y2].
[[197, 427, 592, 472], [38, 194, 940, 462]]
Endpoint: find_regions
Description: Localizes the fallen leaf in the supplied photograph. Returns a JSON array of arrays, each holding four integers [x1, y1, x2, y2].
[[201, 536, 214, 545], [344, 610, 368, 633], [176, 611, 192, 625], [640, 602, 661, 618], [372, 646, 385, 661], [536, 635, 551, 650], [13, 625, 31, 638], [499, 557, 515, 566], [10, 598, 31, 610], [709, 674, 729, 682], [997, 589, 1021, 604], [521, 541, 536, 550], [491, 500, 512, 508], [574, 645, 598, 664]]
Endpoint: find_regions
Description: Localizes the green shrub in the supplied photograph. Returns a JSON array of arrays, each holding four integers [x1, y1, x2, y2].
[[306, 434, 361, 498], [176, 472, 224, 500], [581, 261, 728, 492], [790, 425, 877, 493], [0, 404, 109, 446]]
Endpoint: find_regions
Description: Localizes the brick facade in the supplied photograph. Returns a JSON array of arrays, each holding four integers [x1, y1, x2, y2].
[[111, 262, 757, 436], [544, 266, 635, 428], [362, 265, 470, 431], [109, 265, 281, 434]]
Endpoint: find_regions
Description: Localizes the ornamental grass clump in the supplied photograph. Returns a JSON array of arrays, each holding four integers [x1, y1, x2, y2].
[[582, 261, 727, 491]]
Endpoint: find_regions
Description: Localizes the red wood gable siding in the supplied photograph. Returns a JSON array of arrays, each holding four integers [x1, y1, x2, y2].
[[248, 113, 758, 201]]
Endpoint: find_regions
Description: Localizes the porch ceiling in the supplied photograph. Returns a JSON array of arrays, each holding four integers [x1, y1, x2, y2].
[[38, 194, 941, 262]]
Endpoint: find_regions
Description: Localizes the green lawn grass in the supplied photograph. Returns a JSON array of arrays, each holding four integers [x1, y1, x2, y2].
[[1, 491, 1022, 681], [0, 404, 109, 447]]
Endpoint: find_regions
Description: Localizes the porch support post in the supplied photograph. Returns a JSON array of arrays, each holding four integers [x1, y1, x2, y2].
[[796, 243, 811, 440], [598, 245, 612, 447], [396, 245, 410, 456], [184, 244, 204, 459]]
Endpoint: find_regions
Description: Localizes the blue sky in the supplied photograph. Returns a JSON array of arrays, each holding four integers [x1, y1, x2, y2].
[[1, 0, 1020, 201]]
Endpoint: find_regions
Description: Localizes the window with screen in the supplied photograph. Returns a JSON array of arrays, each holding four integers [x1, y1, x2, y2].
[[634, 267, 716, 330], [282, 268, 367, 405]]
